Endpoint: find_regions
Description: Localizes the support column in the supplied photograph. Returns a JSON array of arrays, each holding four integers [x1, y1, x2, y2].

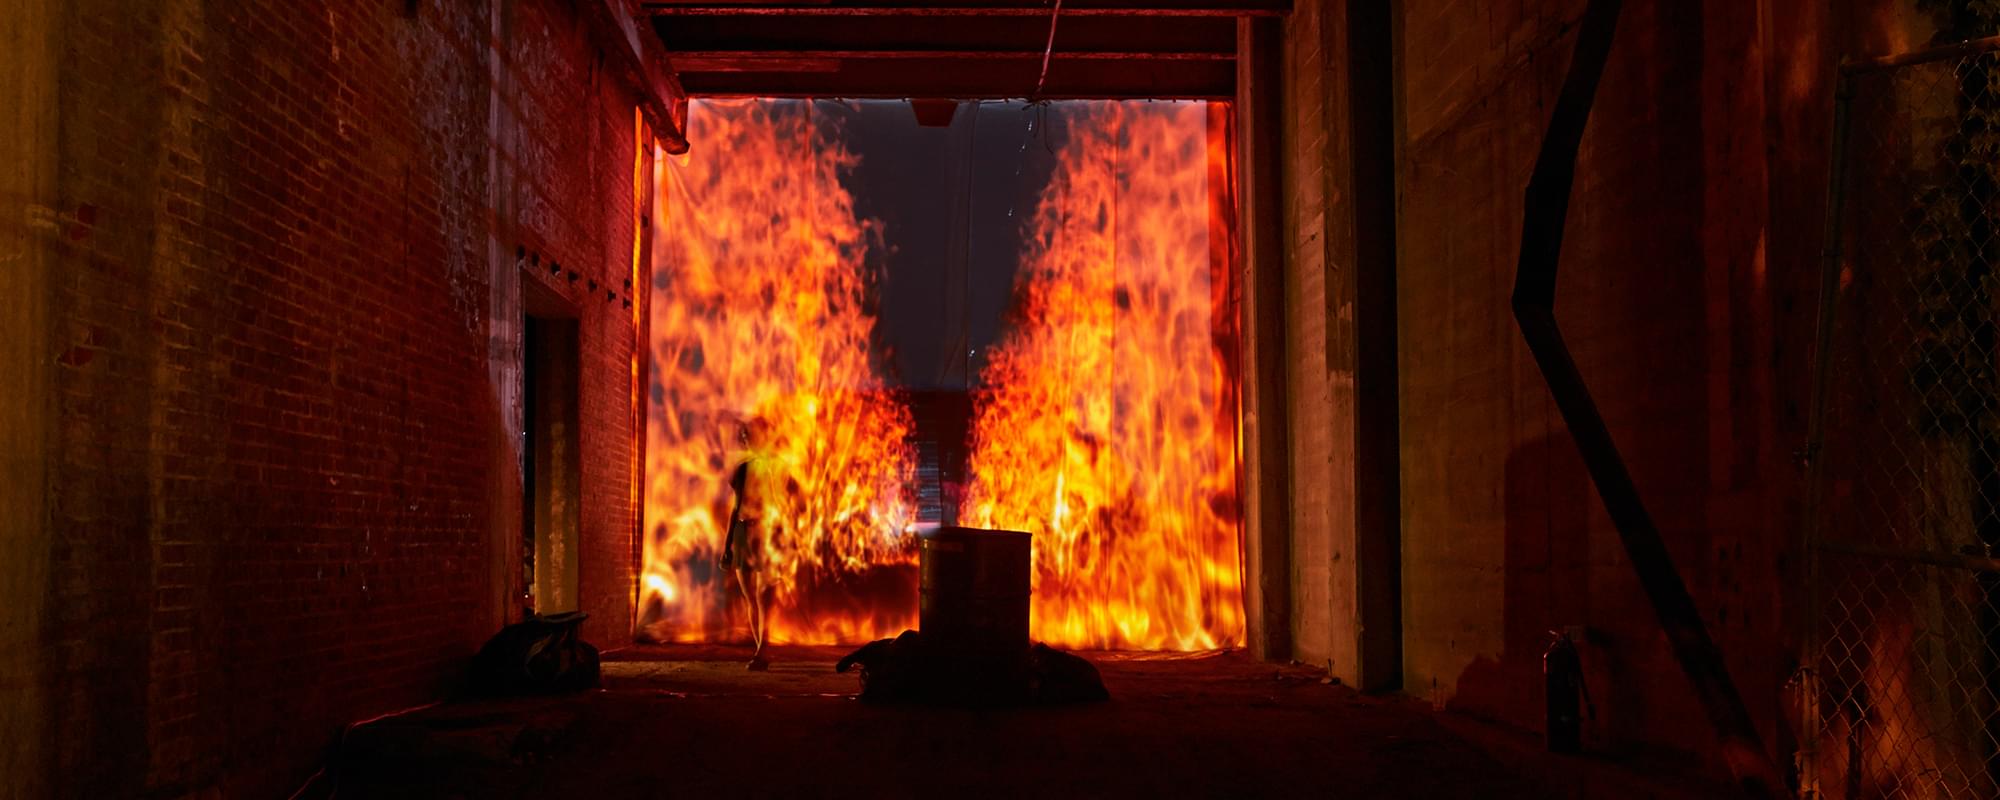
[[1237, 15, 1293, 661], [0, 0, 57, 793], [1341, 0, 1403, 693]]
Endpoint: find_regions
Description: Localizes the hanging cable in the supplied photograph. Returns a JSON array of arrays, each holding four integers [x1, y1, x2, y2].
[[1032, 0, 1064, 99]]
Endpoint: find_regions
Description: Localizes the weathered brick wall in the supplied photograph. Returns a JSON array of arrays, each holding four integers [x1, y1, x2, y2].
[[507, 0, 646, 649], [18, 0, 652, 795]]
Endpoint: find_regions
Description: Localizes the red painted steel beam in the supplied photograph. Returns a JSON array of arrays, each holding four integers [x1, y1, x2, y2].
[[652, 15, 1235, 58], [675, 56, 1230, 98], [643, 0, 1287, 17], [671, 49, 1231, 72]]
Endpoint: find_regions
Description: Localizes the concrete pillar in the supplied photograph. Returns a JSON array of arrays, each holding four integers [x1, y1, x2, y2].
[[1343, 0, 1404, 693], [1238, 15, 1294, 661], [0, 0, 57, 792]]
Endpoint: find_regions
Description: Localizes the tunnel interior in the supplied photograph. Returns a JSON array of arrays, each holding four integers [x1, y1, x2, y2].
[[5, 0, 1956, 797]]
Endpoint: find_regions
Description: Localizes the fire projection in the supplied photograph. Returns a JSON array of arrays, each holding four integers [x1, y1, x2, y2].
[[642, 99, 919, 645], [960, 102, 1243, 650], [641, 100, 1242, 650]]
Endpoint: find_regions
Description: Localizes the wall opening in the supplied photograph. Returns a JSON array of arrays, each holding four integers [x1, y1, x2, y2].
[[524, 295, 582, 616], [639, 98, 1245, 651]]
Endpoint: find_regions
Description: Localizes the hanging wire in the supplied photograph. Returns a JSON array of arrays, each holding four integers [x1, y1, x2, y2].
[[1032, 0, 1064, 99], [950, 102, 980, 390]]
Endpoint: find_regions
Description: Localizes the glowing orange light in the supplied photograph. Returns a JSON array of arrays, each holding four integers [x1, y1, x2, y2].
[[961, 102, 1244, 650], [640, 100, 919, 645], [639, 100, 1242, 651]]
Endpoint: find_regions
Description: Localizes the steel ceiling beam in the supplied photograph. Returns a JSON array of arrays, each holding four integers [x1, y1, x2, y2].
[[675, 56, 1232, 98], [653, 15, 1235, 57], [672, 49, 1231, 70], [643, 0, 1287, 17]]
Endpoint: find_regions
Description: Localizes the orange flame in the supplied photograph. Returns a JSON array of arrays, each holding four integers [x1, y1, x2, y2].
[[641, 99, 918, 645], [961, 102, 1245, 650], [642, 100, 1241, 651]]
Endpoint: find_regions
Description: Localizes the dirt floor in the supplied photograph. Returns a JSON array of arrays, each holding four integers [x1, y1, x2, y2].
[[331, 644, 1734, 799]]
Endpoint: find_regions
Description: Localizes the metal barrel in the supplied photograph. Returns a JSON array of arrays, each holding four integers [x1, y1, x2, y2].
[[918, 527, 1031, 654]]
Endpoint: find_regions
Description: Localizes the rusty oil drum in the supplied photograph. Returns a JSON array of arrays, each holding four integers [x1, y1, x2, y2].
[[918, 527, 1031, 654]]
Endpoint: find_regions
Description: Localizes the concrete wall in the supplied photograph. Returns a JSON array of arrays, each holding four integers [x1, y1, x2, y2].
[[1274, 0, 1908, 772], [1275, 0, 1399, 692], [1278, 0, 1349, 676], [5, 0, 654, 794], [1396, 0, 1722, 756]]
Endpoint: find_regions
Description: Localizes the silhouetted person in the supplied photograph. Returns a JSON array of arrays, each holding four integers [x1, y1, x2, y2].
[[721, 416, 777, 670]]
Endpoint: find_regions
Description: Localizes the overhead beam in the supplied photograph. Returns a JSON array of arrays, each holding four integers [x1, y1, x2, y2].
[[583, 0, 690, 152], [674, 56, 844, 73], [675, 56, 1231, 98], [644, 0, 1287, 17], [672, 49, 1232, 73], [653, 16, 1236, 57]]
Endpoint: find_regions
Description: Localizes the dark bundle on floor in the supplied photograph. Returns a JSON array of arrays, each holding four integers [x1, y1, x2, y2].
[[835, 630, 1109, 706], [465, 611, 601, 697]]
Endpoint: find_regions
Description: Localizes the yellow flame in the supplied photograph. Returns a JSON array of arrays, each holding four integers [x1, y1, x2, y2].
[[640, 100, 1242, 651], [962, 102, 1244, 650], [640, 99, 918, 645], [644, 573, 675, 603]]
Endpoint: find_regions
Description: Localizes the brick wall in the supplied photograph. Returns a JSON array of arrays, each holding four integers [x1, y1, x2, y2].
[[0, 2, 59, 796], [506, 0, 647, 649], [12, 0, 655, 794]]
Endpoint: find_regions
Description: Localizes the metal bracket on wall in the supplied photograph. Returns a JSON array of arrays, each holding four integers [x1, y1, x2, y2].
[[1506, 0, 1782, 795]]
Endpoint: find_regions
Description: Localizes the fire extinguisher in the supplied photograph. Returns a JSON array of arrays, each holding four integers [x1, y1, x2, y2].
[[1544, 628, 1593, 753]]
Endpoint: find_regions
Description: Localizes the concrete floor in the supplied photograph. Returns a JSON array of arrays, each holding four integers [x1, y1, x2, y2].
[[333, 645, 1732, 799]]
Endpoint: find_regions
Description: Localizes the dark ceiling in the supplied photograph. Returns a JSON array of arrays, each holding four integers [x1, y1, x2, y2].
[[644, 0, 1286, 99]]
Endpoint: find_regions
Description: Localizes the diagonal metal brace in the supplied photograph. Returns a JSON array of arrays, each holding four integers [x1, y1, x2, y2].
[[1508, 0, 1782, 795]]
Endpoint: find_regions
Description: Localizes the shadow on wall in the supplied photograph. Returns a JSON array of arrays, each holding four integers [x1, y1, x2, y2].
[[1449, 432, 1651, 751]]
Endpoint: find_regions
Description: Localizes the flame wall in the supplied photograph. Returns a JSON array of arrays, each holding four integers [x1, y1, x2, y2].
[[961, 102, 1245, 651], [641, 99, 919, 644], [642, 99, 1243, 651]]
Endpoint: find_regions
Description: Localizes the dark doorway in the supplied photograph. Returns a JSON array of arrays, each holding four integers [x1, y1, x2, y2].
[[524, 293, 582, 616]]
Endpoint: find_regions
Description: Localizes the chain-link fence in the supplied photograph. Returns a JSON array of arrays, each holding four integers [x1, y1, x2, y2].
[[1801, 38, 2000, 800]]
